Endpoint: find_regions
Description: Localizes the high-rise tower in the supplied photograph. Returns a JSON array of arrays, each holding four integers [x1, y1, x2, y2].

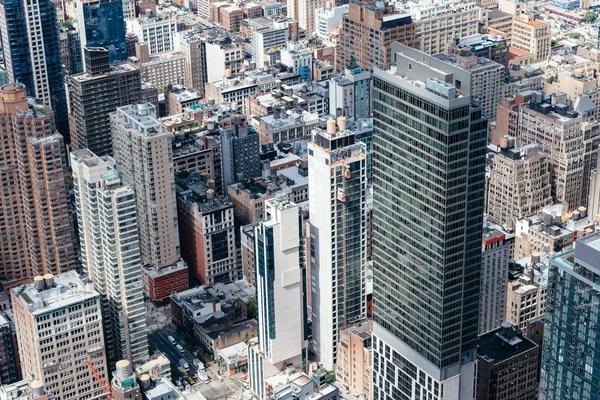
[[0, 83, 77, 289], [77, 0, 128, 64], [71, 149, 148, 366], [248, 195, 308, 399], [371, 43, 487, 399], [308, 116, 368, 370], [0, 0, 69, 135]]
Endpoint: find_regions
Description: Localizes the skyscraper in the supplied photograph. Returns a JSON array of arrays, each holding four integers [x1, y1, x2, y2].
[[0, 0, 69, 135], [71, 149, 148, 366], [541, 233, 600, 399], [111, 103, 187, 300], [0, 83, 77, 289], [77, 0, 128, 64], [69, 49, 141, 156], [12, 271, 108, 399], [308, 116, 368, 370], [248, 195, 308, 399], [371, 43, 487, 399]]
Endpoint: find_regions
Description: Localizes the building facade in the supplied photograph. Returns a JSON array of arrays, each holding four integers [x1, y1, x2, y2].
[[110, 103, 186, 299], [479, 230, 510, 334], [336, 321, 373, 400], [329, 68, 372, 121], [71, 149, 148, 366], [77, 0, 128, 64], [248, 196, 307, 399], [0, 0, 69, 135], [477, 323, 539, 399], [0, 83, 77, 288], [371, 43, 487, 399], [69, 51, 141, 156], [12, 271, 108, 399], [308, 117, 368, 370], [337, 1, 417, 72], [541, 233, 600, 399], [486, 141, 553, 230]]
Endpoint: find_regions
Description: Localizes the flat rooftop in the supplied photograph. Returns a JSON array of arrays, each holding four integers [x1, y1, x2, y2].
[[12, 270, 99, 316], [478, 325, 538, 364]]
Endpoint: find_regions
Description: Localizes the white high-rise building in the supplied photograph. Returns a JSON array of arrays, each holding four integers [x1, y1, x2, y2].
[[479, 229, 510, 334], [288, 0, 328, 34], [71, 149, 148, 366], [308, 117, 368, 370], [248, 195, 307, 399], [12, 270, 108, 399]]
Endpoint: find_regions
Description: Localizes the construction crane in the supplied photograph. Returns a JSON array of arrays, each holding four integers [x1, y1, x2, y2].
[[85, 360, 116, 400]]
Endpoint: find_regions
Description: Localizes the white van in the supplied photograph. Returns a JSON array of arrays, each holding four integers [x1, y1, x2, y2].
[[168, 336, 176, 345], [176, 344, 185, 353]]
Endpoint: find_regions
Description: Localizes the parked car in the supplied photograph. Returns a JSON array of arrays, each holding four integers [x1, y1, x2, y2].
[[176, 344, 184, 353], [168, 336, 176, 345]]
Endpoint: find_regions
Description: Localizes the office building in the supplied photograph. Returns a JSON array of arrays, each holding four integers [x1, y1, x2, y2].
[[477, 323, 539, 400], [400, 0, 483, 56], [69, 49, 141, 156], [71, 149, 148, 366], [486, 140, 553, 230], [337, 1, 417, 72], [479, 229, 510, 334], [12, 271, 108, 399], [0, 0, 69, 135], [517, 92, 585, 208], [434, 51, 503, 119], [126, 15, 177, 54], [511, 16, 551, 61], [77, 0, 128, 64], [541, 233, 600, 399], [138, 51, 186, 88], [308, 117, 368, 370], [371, 43, 487, 399], [176, 174, 237, 284], [329, 68, 372, 120], [506, 253, 549, 331], [221, 122, 261, 190], [248, 196, 308, 399], [110, 103, 186, 299], [59, 26, 83, 75], [0, 83, 77, 289], [250, 17, 289, 67], [336, 321, 373, 400], [176, 31, 207, 96]]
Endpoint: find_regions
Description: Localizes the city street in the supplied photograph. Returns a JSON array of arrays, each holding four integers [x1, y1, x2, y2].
[[146, 304, 246, 398]]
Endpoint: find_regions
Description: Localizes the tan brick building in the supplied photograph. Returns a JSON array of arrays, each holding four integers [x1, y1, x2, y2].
[[336, 321, 372, 400]]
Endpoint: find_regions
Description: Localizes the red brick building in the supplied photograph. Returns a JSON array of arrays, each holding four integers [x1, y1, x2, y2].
[[144, 261, 190, 301]]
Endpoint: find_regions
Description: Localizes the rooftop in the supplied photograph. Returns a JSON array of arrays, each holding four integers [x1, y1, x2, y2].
[[11, 270, 99, 316], [478, 323, 538, 364], [71, 62, 138, 83]]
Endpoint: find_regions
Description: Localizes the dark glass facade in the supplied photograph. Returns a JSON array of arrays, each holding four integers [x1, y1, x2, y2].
[[0, 0, 69, 136], [371, 67, 486, 387], [79, 0, 128, 64], [542, 235, 600, 400]]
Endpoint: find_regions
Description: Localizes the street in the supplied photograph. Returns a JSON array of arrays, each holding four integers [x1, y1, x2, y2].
[[146, 303, 246, 398]]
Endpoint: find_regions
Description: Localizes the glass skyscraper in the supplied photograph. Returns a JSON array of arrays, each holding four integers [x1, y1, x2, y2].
[[77, 0, 128, 64], [541, 233, 600, 400], [0, 0, 69, 136], [371, 43, 487, 400]]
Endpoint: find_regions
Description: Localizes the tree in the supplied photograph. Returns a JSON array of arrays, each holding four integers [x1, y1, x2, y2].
[[60, 21, 74, 30], [324, 370, 336, 383], [247, 297, 257, 320], [568, 32, 582, 39], [583, 10, 597, 23]]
